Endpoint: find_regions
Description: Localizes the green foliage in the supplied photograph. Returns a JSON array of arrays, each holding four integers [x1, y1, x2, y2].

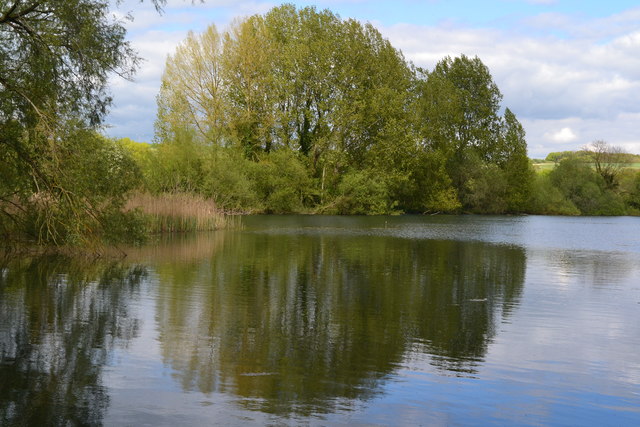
[[528, 172, 580, 215], [203, 147, 260, 211], [2, 124, 145, 245], [584, 140, 631, 190], [0, 1, 138, 129], [548, 158, 601, 214], [543, 158, 628, 215], [500, 109, 534, 211], [249, 149, 313, 213], [462, 163, 509, 214], [545, 151, 587, 163], [147, 128, 207, 193], [619, 170, 640, 212], [333, 170, 398, 215], [413, 56, 533, 213], [0, 1, 166, 246], [142, 4, 638, 219]]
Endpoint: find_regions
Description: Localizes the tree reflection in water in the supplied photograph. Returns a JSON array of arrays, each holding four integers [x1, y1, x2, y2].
[[0, 256, 145, 426], [154, 231, 526, 415], [0, 229, 527, 422]]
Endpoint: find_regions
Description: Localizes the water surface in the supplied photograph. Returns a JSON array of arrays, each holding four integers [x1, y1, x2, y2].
[[1, 215, 639, 425]]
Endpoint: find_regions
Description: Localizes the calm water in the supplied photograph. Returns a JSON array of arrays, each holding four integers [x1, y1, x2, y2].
[[1, 215, 639, 426]]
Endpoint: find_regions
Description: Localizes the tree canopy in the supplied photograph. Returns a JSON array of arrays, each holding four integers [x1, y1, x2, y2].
[[3, 2, 636, 248], [152, 5, 534, 215], [0, 0, 158, 245]]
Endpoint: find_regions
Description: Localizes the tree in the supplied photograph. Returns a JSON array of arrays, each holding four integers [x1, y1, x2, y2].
[[0, 0, 164, 245], [217, 5, 413, 169], [156, 25, 226, 145], [548, 156, 626, 215], [151, 6, 537, 216], [415, 55, 531, 213], [499, 108, 534, 211], [221, 14, 281, 157], [156, 4, 414, 209], [424, 55, 503, 164], [584, 140, 629, 189]]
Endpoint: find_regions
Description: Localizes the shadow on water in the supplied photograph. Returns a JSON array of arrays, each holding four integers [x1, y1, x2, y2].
[[0, 256, 146, 426], [154, 227, 527, 416]]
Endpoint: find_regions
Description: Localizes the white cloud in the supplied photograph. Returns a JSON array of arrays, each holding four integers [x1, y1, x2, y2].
[[546, 127, 578, 143]]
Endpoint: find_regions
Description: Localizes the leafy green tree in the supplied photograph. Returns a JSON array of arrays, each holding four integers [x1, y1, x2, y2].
[[528, 172, 580, 215], [425, 55, 503, 164], [249, 149, 313, 213], [415, 56, 531, 213], [545, 150, 591, 163], [148, 127, 207, 194], [332, 169, 398, 215], [19, 124, 145, 245], [405, 150, 461, 213], [619, 170, 640, 213], [202, 147, 259, 211], [260, 4, 342, 159], [217, 5, 414, 171], [499, 108, 534, 211], [0, 0, 165, 245], [156, 25, 226, 145], [154, 4, 416, 213], [222, 15, 278, 157]]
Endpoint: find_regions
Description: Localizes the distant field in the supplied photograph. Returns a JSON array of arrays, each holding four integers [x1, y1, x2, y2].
[[532, 161, 640, 172], [532, 162, 555, 171]]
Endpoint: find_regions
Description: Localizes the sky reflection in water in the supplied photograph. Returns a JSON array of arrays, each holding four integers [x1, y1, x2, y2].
[[1, 215, 639, 425]]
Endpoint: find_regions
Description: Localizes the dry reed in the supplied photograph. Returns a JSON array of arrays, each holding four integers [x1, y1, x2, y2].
[[126, 192, 232, 233]]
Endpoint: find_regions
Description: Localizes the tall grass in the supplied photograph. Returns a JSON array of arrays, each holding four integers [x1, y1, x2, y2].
[[126, 192, 234, 233]]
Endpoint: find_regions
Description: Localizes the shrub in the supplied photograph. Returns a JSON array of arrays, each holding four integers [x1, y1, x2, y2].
[[333, 169, 398, 215]]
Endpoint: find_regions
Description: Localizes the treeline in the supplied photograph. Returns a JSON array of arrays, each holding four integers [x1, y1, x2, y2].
[[3, 3, 639, 248], [143, 4, 533, 215], [137, 4, 640, 216], [544, 150, 640, 164]]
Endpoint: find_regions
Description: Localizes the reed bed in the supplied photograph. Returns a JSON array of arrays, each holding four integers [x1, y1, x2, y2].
[[126, 192, 233, 233]]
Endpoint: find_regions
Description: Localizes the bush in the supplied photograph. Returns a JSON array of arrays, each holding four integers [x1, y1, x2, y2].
[[333, 169, 398, 215], [6, 126, 146, 246], [249, 149, 313, 213], [203, 148, 260, 212], [528, 173, 580, 215]]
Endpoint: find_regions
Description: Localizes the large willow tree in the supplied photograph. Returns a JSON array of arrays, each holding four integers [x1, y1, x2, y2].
[[0, 0, 165, 245]]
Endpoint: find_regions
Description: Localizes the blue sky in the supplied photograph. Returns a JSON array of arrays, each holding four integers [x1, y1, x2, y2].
[[107, 0, 640, 157]]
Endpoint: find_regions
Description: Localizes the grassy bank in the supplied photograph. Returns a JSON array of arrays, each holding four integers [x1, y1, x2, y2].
[[126, 192, 233, 233]]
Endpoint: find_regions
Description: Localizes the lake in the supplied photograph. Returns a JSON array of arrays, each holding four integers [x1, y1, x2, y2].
[[1, 215, 639, 425]]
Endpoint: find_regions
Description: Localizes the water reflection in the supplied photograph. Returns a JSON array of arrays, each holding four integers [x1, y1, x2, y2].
[[0, 256, 145, 426], [2, 216, 639, 425], [155, 230, 526, 415], [540, 249, 639, 288]]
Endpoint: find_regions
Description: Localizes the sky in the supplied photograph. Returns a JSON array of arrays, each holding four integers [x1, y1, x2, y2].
[[106, 0, 640, 158]]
